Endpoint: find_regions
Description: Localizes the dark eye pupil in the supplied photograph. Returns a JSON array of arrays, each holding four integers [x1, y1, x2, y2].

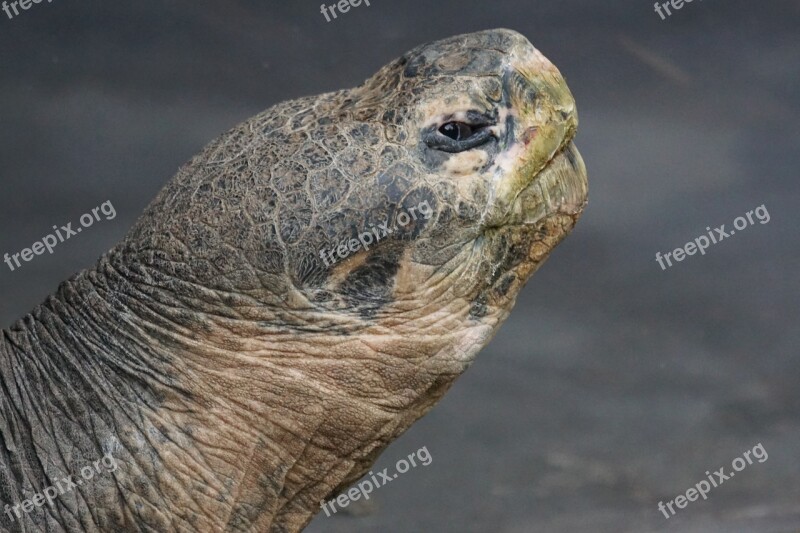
[[439, 122, 474, 141]]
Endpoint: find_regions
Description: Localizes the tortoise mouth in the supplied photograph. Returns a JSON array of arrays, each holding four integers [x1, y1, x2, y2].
[[506, 140, 588, 226]]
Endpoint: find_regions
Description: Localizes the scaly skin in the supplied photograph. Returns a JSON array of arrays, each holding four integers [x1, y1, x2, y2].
[[0, 29, 587, 532]]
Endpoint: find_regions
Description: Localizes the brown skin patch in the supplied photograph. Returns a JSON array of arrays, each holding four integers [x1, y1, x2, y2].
[[328, 249, 372, 284]]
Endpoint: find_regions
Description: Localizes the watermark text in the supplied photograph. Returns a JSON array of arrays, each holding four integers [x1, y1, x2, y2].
[[320, 445, 432, 517], [656, 204, 770, 270], [3, 200, 117, 273], [4, 453, 118, 523], [658, 443, 768, 519]]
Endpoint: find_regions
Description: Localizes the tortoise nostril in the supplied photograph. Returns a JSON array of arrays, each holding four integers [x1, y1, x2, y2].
[[520, 127, 537, 146]]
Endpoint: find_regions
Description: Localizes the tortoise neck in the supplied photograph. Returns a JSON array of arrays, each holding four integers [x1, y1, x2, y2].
[[0, 260, 185, 530]]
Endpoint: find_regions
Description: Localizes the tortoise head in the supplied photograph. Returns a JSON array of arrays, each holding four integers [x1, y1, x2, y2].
[[304, 28, 588, 332], [111, 29, 588, 531], [126, 29, 587, 347]]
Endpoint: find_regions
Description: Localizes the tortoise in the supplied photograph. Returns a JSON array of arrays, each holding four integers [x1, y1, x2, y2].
[[0, 28, 587, 532]]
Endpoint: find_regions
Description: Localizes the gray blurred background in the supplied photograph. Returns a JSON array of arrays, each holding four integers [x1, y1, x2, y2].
[[1, 1, 798, 531]]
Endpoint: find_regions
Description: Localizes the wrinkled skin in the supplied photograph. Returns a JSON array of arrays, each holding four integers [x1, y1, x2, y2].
[[0, 29, 587, 532]]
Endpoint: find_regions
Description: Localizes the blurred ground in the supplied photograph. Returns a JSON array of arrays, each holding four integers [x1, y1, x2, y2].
[[0, 1, 798, 531]]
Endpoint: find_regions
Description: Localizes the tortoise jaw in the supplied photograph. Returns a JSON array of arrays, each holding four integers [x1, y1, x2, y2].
[[509, 141, 588, 226], [482, 139, 587, 230]]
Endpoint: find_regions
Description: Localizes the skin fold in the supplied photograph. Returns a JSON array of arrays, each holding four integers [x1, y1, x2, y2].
[[0, 28, 587, 532]]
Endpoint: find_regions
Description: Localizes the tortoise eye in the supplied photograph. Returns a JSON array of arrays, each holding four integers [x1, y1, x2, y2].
[[423, 111, 497, 153], [439, 122, 475, 141]]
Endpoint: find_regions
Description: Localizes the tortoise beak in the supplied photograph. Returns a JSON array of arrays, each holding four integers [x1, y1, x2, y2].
[[484, 37, 585, 227], [509, 141, 588, 225]]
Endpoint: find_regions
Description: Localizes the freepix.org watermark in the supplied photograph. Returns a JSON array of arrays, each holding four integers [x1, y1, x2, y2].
[[319, 200, 432, 267], [658, 443, 768, 519], [3, 200, 116, 273], [655, 204, 770, 270], [653, 0, 703, 20], [319, 0, 371, 22], [2, 0, 55, 21], [4, 453, 118, 523], [320, 446, 432, 517]]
